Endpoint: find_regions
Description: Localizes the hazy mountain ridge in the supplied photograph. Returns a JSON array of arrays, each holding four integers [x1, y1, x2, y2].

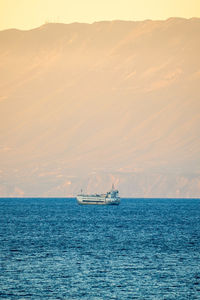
[[0, 18, 200, 197]]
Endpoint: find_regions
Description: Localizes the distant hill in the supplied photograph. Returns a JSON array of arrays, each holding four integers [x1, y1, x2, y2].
[[0, 18, 200, 197]]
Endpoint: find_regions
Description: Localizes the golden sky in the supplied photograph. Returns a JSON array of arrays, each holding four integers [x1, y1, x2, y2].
[[1, 0, 200, 30]]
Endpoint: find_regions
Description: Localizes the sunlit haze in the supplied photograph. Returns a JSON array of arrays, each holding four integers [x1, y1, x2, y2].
[[0, 0, 200, 30], [0, 0, 200, 197]]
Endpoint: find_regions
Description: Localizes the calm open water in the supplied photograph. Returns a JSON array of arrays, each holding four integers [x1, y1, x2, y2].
[[0, 198, 200, 299]]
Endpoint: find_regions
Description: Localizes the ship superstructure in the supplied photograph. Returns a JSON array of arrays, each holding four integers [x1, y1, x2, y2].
[[76, 185, 120, 205]]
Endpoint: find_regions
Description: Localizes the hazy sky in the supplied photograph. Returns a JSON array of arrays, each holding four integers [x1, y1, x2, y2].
[[1, 0, 200, 31]]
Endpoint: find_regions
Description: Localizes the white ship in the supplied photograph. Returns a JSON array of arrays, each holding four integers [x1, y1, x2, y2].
[[76, 185, 120, 205]]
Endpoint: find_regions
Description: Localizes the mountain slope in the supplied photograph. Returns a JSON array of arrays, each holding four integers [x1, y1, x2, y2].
[[0, 18, 200, 197]]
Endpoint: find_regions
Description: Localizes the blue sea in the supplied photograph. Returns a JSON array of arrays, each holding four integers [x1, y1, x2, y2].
[[0, 198, 200, 299]]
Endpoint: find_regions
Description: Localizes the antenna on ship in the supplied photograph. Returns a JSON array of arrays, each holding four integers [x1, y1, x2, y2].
[[112, 183, 115, 190]]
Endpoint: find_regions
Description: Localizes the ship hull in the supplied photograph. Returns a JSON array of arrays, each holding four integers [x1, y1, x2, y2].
[[76, 195, 120, 205], [77, 201, 120, 205]]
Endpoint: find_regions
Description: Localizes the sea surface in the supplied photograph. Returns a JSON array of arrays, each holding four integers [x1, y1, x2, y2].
[[0, 198, 200, 299]]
